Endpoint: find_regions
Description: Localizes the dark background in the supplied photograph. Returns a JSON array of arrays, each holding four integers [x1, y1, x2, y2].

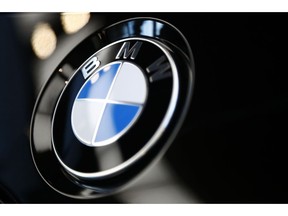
[[1, 13, 288, 203]]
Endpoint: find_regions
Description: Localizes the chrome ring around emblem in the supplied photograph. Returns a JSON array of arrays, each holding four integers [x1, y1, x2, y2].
[[30, 17, 194, 199]]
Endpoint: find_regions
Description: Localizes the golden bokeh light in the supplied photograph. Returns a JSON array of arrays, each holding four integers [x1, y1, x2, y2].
[[61, 12, 90, 34], [31, 23, 57, 60]]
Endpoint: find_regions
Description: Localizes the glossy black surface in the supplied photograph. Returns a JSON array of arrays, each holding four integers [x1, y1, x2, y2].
[[1, 13, 288, 203]]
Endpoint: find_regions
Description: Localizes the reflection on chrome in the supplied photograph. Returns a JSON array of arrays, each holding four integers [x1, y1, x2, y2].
[[122, 20, 165, 38], [31, 23, 57, 60], [141, 21, 154, 36], [61, 12, 90, 34]]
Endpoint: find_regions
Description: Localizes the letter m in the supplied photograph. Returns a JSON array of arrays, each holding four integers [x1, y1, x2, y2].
[[116, 41, 142, 60]]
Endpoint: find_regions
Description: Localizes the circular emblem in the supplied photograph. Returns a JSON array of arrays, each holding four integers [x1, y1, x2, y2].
[[30, 18, 194, 198], [71, 61, 147, 147], [52, 38, 178, 177]]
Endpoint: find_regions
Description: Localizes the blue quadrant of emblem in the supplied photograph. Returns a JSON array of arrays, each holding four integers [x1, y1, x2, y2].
[[95, 103, 140, 142], [78, 63, 121, 99]]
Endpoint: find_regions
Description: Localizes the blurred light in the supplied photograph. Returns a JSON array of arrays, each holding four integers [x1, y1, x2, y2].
[[31, 23, 57, 60], [61, 12, 90, 34]]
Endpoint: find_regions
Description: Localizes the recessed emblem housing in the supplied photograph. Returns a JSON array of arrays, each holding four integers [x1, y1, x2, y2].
[[30, 18, 194, 198]]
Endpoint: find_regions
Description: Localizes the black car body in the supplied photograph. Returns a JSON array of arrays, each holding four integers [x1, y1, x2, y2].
[[1, 13, 288, 203]]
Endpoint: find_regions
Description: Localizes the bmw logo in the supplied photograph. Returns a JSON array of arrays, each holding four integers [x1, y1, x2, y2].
[[70, 61, 147, 147], [30, 18, 194, 198]]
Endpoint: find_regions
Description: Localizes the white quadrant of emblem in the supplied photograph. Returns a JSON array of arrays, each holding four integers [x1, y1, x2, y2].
[[71, 61, 147, 147]]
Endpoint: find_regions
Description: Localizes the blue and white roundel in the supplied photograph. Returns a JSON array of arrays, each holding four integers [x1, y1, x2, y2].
[[71, 61, 147, 147]]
